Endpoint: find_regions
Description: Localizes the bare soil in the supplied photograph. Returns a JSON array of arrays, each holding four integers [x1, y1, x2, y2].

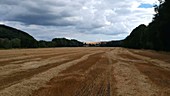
[[0, 47, 170, 96]]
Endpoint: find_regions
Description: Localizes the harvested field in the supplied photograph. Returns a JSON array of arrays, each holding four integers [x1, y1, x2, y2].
[[0, 47, 170, 96]]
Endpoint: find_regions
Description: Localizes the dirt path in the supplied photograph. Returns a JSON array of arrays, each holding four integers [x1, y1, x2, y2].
[[0, 47, 170, 96]]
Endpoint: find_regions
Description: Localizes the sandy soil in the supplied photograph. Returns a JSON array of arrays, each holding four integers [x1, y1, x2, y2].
[[0, 47, 169, 96]]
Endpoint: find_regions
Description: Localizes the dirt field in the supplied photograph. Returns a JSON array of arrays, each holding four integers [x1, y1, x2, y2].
[[0, 47, 170, 96]]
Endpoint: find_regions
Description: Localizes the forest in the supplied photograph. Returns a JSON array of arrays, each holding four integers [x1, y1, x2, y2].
[[123, 0, 170, 51]]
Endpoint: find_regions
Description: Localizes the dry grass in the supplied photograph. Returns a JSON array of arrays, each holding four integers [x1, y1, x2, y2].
[[0, 47, 170, 96]]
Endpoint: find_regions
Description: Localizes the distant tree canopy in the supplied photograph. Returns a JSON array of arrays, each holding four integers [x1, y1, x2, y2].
[[38, 38, 84, 48], [52, 38, 84, 47], [99, 41, 123, 47], [123, 0, 170, 51], [0, 25, 84, 49]]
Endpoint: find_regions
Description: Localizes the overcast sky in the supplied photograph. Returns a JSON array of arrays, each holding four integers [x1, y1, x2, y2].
[[0, 0, 158, 42]]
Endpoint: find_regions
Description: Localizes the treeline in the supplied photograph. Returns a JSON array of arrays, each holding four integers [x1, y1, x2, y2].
[[0, 38, 21, 48], [0, 25, 84, 49], [38, 38, 84, 48], [122, 0, 170, 51], [99, 41, 123, 47], [0, 38, 84, 49]]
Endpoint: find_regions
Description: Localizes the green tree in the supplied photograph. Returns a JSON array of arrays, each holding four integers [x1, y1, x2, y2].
[[0, 38, 12, 49], [11, 38, 21, 48], [123, 0, 170, 51]]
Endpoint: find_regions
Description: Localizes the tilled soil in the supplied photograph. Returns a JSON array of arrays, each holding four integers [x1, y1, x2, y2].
[[0, 47, 170, 96]]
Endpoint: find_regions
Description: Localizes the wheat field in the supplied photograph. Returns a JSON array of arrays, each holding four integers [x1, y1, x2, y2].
[[0, 47, 170, 96]]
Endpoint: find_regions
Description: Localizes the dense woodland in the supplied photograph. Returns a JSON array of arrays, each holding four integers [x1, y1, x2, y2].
[[98, 0, 170, 51], [123, 0, 170, 51], [0, 0, 169, 51]]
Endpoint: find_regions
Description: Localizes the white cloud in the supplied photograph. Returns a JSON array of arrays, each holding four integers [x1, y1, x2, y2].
[[0, 0, 157, 42]]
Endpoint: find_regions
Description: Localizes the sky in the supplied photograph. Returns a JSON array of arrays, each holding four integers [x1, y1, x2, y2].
[[0, 0, 158, 42]]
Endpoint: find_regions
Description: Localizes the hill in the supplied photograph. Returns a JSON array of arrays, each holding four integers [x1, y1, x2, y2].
[[0, 25, 38, 48], [123, 0, 170, 51], [0, 25, 84, 48]]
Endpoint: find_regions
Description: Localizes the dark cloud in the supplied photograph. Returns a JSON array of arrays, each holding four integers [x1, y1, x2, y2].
[[0, 0, 155, 42], [8, 13, 76, 26], [0, 0, 19, 5]]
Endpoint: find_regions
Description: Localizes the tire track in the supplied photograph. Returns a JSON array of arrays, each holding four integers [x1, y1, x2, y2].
[[74, 53, 112, 96], [125, 49, 170, 71], [1, 47, 169, 96], [113, 61, 160, 96], [108, 48, 159, 96], [0, 50, 82, 67], [0, 52, 89, 91], [109, 48, 170, 96], [135, 62, 170, 95], [0, 51, 85, 77], [129, 49, 170, 63], [32, 51, 105, 96], [0, 51, 102, 96], [61, 52, 104, 74]]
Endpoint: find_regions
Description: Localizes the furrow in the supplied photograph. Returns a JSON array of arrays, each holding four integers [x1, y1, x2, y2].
[[0, 51, 102, 96]]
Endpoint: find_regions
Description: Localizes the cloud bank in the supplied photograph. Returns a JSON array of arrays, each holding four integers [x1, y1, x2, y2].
[[0, 0, 157, 42]]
